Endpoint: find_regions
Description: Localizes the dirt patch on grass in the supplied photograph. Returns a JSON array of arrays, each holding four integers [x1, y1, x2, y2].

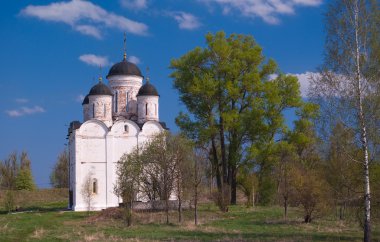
[[0, 222, 13, 233], [87, 207, 124, 223], [30, 227, 46, 239]]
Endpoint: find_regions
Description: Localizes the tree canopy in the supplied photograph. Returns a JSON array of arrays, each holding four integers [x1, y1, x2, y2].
[[170, 31, 306, 208]]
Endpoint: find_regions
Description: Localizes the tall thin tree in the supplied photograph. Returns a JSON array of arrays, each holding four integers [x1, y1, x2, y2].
[[310, 1, 380, 240]]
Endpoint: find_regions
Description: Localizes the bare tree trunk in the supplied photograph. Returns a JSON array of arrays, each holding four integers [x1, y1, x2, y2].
[[252, 184, 255, 207], [284, 196, 288, 220], [166, 198, 169, 225], [353, 3, 371, 241], [230, 166, 237, 205], [178, 182, 182, 223], [211, 137, 222, 191], [194, 185, 198, 225]]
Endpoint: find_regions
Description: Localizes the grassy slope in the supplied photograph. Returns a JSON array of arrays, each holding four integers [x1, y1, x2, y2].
[[0, 201, 379, 241]]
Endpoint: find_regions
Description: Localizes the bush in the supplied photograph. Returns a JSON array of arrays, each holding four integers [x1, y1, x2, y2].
[[3, 190, 15, 213]]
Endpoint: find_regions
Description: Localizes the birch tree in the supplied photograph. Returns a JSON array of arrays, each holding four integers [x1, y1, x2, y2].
[[309, 1, 380, 240], [81, 172, 95, 215]]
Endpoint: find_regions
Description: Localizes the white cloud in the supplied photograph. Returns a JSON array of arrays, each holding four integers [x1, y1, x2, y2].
[[76, 94, 85, 103], [201, 0, 323, 24], [169, 11, 201, 30], [74, 25, 102, 39], [79, 54, 110, 67], [6, 106, 45, 117], [292, 72, 316, 97], [128, 55, 141, 65], [269, 72, 317, 97], [15, 98, 29, 104], [120, 0, 148, 10], [20, 0, 149, 38]]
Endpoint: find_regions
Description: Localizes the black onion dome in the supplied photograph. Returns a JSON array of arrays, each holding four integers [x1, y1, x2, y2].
[[82, 94, 89, 105], [137, 82, 159, 96], [88, 82, 113, 96], [107, 59, 143, 78]]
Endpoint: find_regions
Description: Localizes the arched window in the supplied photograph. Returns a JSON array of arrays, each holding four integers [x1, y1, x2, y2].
[[92, 103, 95, 118], [146, 103, 148, 115], [92, 178, 98, 194]]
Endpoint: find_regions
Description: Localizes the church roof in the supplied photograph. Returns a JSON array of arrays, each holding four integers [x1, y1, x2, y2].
[[82, 94, 89, 105], [107, 59, 143, 78], [137, 82, 159, 96], [88, 81, 113, 96]]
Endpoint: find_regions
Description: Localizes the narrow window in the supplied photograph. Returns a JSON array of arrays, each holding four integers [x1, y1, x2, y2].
[[112, 96, 115, 112], [146, 103, 148, 115], [126, 92, 129, 112], [155, 104, 157, 115], [103, 104, 106, 117], [92, 178, 98, 194], [115, 91, 118, 112], [92, 103, 95, 118], [124, 125, 129, 133]]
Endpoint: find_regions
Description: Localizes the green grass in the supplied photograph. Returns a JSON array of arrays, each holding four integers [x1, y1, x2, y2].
[[0, 202, 379, 241]]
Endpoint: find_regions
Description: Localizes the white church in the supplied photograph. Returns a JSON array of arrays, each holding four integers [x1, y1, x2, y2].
[[67, 49, 168, 211]]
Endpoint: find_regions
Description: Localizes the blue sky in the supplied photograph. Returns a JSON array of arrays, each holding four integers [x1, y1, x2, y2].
[[0, 0, 325, 188]]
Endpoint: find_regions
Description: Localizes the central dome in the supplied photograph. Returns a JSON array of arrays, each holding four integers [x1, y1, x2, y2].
[[107, 59, 143, 78]]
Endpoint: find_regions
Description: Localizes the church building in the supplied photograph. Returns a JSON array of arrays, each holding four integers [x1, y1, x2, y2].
[[67, 48, 167, 211]]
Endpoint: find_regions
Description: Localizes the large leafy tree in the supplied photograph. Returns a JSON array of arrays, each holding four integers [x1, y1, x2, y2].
[[309, 1, 380, 240], [170, 31, 303, 208]]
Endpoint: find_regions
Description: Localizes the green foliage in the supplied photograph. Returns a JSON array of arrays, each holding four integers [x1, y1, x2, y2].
[[115, 148, 142, 226], [0, 151, 35, 191], [50, 150, 69, 188], [236, 166, 257, 207], [3, 190, 15, 213], [324, 123, 362, 211], [0, 152, 18, 190], [15, 169, 35, 191], [171, 31, 304, 208], [291, 165, 331, 223], [257, 170, 276, 206]]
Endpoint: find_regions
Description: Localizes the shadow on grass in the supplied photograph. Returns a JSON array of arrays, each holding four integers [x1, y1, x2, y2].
[[0, 203, 69, 214]]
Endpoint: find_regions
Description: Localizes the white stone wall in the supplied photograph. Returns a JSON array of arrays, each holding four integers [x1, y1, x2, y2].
[[82, 104, 90, 122], [88, 95, 113, 127], [137, 96, 159, 123], [72, 120, 108, 211], [70, 118, 168, 211]]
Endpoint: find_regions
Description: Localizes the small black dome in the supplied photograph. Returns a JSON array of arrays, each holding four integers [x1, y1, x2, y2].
[[107, 59, 143, 78], [88, 82, 113, 96], [82, 94, 89, 105], [137, 82, 159, 96]]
